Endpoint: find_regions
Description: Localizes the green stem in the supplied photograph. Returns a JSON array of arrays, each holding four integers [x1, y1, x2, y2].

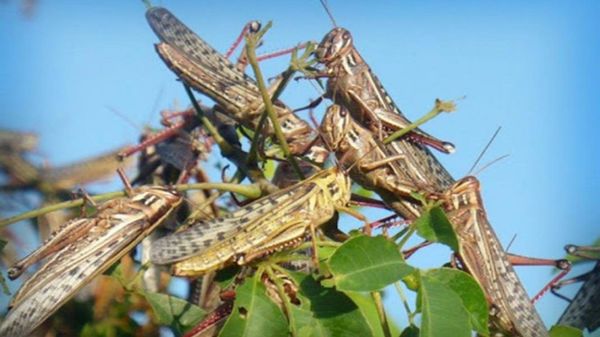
[[270, 42, 316, 102], [184, 85, 277, 194], [183, 84, 234, 155], [291, 239, 341, 252], [247, 107, 269, 165], [269, 254, 311, 265], [395, 227, 416, 249], [245, 23, 304, 180], [371, 291, 392, 337], [394, 282, 415, 326], [264, 266, 297, 337], [0, 182, 261, 228], [141, 0, 153, 10], [383, 99, 455, 144], [0, 191, 124, 228]]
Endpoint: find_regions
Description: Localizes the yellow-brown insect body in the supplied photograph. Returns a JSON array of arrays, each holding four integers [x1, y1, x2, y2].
[[151, 167, 350, 276]]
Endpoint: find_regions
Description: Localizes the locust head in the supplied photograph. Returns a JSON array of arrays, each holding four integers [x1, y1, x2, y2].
[[320, 104, 351, 154], [315, 27, 354, 64]]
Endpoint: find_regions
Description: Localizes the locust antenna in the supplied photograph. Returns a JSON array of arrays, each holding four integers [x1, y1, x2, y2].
[[146, 85, 165, 123], [106, 105, 144, 133], [505, 233, 517, 253], [467, 126, 501, 175], [319, 0, 338, 27], [472, 154, 509, 177]]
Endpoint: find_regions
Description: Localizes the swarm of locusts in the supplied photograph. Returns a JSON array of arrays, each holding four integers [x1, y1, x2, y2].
[[0, 4, 597, 337]]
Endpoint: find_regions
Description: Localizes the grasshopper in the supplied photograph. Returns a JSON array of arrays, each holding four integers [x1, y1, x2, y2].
[[0, 186, 182, 337], [0, 129, 38, 154], [0, 129, 39, 188], [39, 146, 135, 190], [321, 105, 559, 335], [146, 7, 328, 164], [441, 177, 550, 337], [313, 27, 455, 154], [151, 166, 353, 276], [320, 103, 453, 220], [555, 245, 600, 332], [0, 145, 133, 192]]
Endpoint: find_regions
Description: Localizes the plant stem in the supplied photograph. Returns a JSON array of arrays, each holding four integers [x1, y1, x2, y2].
[[371, 291, 392, 337], [245, 23, 304, 180], [0, 182, 261, 228], [0, 191, 124, 228], [384, 99, 455, 144], [183, 84, 233, 154], [264, 266, 297, 337], [184, 85, 277, 194], [394, 282, 415, 326]]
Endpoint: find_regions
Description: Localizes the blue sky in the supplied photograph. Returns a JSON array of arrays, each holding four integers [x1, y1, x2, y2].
[[1, 0, 599, 334]]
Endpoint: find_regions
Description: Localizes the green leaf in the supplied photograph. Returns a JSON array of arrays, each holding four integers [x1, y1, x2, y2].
[[219, 273, 288, 337], [263, 159, 276, 179], [288, 272, 374, 337], [424, 268, 488, 336], [352, 185, 374, 200], [402, 269, 420, 291], [328, 235, 414, 292], [549, 325, 584, 337], [104, 260, 124, 281], [418, 272, 471, 337], [414, 206, 459, 251], [346, 292, 401, 337], [142, 291, 205, 333]]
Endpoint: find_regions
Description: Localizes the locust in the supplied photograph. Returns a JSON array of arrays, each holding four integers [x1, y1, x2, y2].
[[0, 129, 38, 154], [39, 146, 135, 190], [0, 186, 182, 337], [555, 245, 600, 332], [145, 6, 328, 164], [312, 27, 455, 154], [0, 129, 39, 188], [320, 103, 454, 220], [320, 104, 561, 335], [441, 177, 550, 337], [1, 145, 133, 192], [150, 166, 353, 276]]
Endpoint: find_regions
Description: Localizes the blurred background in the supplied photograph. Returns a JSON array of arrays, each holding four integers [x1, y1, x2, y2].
[[1, 0, 599, 335]]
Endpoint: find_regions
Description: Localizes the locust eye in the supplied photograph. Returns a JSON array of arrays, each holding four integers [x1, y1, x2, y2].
[[248, 21, 261, 33]]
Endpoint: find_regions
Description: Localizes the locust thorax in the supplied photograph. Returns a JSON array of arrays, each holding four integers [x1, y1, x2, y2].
[[130, 186, 182, 223], [315, 27, 354, 64], [329, 167, 352, 207]]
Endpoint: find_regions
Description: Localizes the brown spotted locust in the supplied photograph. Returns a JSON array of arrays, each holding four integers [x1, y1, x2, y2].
[[555, 244, 600, 333], [0, 186, 181, 337]]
